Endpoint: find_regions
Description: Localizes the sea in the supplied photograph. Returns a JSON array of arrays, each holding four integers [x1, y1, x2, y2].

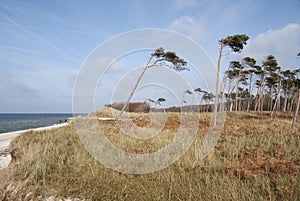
[[0, 113, 74, 134]]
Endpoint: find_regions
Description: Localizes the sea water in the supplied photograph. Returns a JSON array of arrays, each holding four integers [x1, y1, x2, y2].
[[0, 113, 74, 134]]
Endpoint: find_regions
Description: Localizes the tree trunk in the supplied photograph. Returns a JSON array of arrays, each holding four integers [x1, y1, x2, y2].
[[213, 43, 224, 126], [221, 71, 230, 112], [118, 56, 154, 118], [287, 91, 291, 112], [283, 85, 289, 112], [239, 86, 244, 111], [254, 93, 259, 111], [181, 91, 186, 105], [247, 73, 253, 111], [261, 94, 265, 112], [227, 79, 233, 111], [290, 93, 295, 112], [200, 96, 204, 112], [271, 81, 282, 117], [258, 68, 266, 113], [235, 66, 243, 111], [292, 91, 300, 128], [268, 87, 274, 112], [206, 101, 209, 112]]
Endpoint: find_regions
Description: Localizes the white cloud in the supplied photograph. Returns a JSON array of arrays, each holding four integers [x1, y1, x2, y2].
[[241, 23, 300, 69], [169, 16, 204, 41], [172, 0, 199, 9]]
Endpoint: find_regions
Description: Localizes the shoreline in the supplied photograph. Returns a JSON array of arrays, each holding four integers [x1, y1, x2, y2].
[[0, 123, 68, 169]]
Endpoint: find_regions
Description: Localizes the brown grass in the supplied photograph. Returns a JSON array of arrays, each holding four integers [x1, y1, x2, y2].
[[0, 108, 299, 200]]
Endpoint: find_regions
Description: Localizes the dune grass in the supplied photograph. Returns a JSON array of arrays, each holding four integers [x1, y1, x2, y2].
[[0, 108, 299, 200]]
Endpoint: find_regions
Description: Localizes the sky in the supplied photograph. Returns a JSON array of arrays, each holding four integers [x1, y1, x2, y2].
[[0, 0, 299, 113]]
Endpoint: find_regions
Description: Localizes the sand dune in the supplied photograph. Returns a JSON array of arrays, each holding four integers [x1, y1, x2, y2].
[[0, 123, 68, 169]]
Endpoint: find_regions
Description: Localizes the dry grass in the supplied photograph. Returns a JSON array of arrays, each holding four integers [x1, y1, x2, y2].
[[0, 108, 299, 200]]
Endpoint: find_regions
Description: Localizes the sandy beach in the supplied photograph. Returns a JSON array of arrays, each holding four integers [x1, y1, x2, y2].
[[0, 123, 68, 169]]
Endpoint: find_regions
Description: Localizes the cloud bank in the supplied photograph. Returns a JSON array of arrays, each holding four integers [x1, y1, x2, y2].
[[241, 23, 300, 69]]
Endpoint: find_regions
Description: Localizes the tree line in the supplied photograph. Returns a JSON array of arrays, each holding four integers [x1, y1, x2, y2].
[[220, 55, 300, 114], [115, 35, 299, 127], [210, 34, 299, 128]]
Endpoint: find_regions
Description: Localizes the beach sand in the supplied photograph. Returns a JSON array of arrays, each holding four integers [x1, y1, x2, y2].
[[0, 123, 68, 169]]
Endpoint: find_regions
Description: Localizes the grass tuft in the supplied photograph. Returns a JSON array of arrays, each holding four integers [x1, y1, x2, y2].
[[0, 110, 299, 200]]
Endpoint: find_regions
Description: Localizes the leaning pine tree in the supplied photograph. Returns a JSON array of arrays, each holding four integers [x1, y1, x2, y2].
[[292, 53, 300, 128], [214, 34, 249, 125], [118, 47, 189, 119]]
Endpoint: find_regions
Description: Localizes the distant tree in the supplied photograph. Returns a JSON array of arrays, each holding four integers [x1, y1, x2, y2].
[[181, 89, 193, 105], [147, 97, 166, 107], [281, 70, 296, 112], [203, 92, 215, 112], [181, 89, 194, 104], [147, 99, 155, 104], [185, 89, 193, 94], [222, 66, 238, 111], [220, 52, 300, 117], [214, 34, 249, 125], [242, 57, 257, 111], [266, 69, 281, 111], [292, 81, 300, 128], [228, 61, 244, 111], [194, 88, 205, 111], [156, 98, 166, 105], [292, 53, 300, 128], [119, 47, 188, 118], [257, 55, 279, 113], [194, 87, 204, 103]]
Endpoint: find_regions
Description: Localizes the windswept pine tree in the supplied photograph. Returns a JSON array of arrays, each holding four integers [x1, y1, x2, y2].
[[181, 89, 193, 105], [119, 47, 189, 118], [242, 57, 257, 111], [292, 53, 300, 128], [214, 34, 249, 125], [202, 91, 215, 112], [194, 88, 206, 112]]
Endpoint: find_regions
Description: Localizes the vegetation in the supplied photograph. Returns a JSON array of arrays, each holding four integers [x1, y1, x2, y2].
[[214, 34, 249, 125], [119, 47, 189, 118], [220, 55, 300, 117], [0, 108, 299, 200], [208, 35, 299, 128], [1, 36, 299, 200], [147, 98, 166, 107]]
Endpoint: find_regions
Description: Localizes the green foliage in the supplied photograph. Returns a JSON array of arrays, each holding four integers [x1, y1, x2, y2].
[[203, 92, 215, 100], [220, 34, 249, 52], [157, 97, 166, 102], [243, 57, 256, 66], [225, 61, 243, 81], [151, 47, 189, 71], [263, 55, 280, 72], [194, 88, 203, 93], [184, 89, 193, 95], [151, 47, 165, 57], [147, 99, 155, 103], [229, 61, 243, 70], [225, 69, 238, 79], [147, 97, 166, 106]]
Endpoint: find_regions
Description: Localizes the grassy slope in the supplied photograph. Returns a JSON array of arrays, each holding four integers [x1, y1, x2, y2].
[[0, 109, 299, 200]]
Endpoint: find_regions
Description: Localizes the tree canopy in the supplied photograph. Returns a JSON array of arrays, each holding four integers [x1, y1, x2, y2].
[[151, 47, 189, 71], [220, 34, 249, 52]]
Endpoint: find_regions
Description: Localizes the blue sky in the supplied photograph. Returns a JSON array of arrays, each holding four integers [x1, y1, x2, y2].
[[0, 0, 299, 113]]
